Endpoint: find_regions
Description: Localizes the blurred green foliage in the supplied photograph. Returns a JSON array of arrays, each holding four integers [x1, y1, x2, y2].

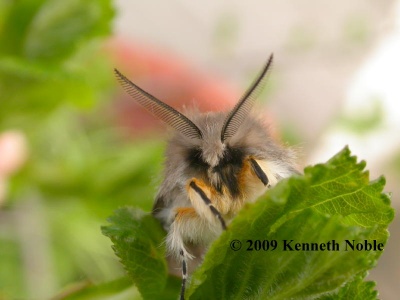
[[0, 1, 163, 299], [343, 14, 371, 46], [338, 97, 384, 134], [285, 25, 316, 53], [0, 0, 113, 126]]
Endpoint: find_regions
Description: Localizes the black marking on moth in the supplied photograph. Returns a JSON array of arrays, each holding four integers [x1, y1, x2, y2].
[[180, 249, 187, 300], [186, 148, 209, 170], [250, 158, 269, 186], [189, 181, 227, 230], [213, 146, 245, 197], [186, 146, 245, 198]]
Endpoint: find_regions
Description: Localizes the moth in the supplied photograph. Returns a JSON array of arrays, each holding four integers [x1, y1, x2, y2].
[[114, 54, 299, 299]]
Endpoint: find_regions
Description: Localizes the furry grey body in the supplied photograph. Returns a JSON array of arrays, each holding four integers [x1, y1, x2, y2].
[[114, 54, 299, 299], [153, 110, 298, 233]]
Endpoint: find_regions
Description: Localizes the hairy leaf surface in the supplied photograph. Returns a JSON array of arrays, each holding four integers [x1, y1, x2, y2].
[[103, 147, 394, 299]]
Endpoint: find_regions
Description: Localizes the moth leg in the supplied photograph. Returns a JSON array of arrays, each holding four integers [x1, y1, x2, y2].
[[187, 179, 227, 230], [167, 207, 206, 300], [168, 180, 227, 299], [249, 158, 271, 187], [167, 208, 196, 261], [179, 249, 187, 300]]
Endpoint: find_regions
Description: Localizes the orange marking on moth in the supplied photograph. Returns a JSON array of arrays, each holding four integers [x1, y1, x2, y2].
[[237, 157, 252, 190], [186, 178, 221, 203], [186, 178, 228, 215], [186, 178, 209, 193], [175, 207, 198, 222]]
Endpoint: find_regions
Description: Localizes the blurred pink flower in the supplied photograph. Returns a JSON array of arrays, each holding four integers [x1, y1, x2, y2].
[[0, 130, 28, 204]]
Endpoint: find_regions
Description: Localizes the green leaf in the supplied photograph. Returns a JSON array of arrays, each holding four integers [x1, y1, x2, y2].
[[55, 276, 181, 300], [103, 147, 394, 299], [0, 0, 114, 62], [0, 0, 46, 56], [26, 0, 113, 62], [54, 277, 135, 300], [0, 57, 95, 115], [0, 0, 115, 128], [101, 207, 180, 300], [186, 147, 393, 299], [320, 273, 378, 300]]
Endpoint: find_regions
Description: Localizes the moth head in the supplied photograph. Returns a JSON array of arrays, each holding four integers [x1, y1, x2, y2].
[[193, 53, 274, 167], [114, 54, 274, 167]]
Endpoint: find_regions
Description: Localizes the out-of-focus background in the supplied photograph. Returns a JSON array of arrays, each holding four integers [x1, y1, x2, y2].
[[0, 0, 399, 299]]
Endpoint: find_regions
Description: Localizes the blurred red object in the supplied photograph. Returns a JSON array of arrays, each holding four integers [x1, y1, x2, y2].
[[106, 38, 239, 137]]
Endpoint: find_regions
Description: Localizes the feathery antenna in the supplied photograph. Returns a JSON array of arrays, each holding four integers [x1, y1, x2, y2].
[[114, 69, 203, 139], [221, 54, 274, 142]]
